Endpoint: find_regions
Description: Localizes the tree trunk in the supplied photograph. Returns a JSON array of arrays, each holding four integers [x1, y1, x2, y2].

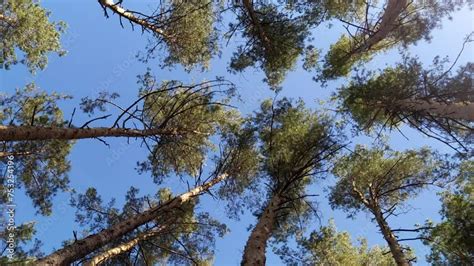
[[397, 99, 474, 122], [0, 126, 191, 141], [372, 205, 410, 266], [35, 174, 228, 266], [98, 0, 168, 38], [241, 194, 281, 266], [354, 0, 408, 53], [84, 226, 166, 266], [242, 0, 272, 53]]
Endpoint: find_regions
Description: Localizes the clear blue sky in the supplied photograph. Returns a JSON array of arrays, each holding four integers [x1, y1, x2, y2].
[[1, 1, 473, 265]]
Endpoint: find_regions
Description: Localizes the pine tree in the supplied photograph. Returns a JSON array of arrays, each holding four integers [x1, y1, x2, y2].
[[0, 84, 72, 215], [35, 117, 258, 265], [337, 57, 473, 154], [276, 219, 397, 266], [329, 145, 448, 265], [70, 186, 227, 266], [0, 0, 65, 72], [319, 0, 471, 81], [240, 98, 342, 265], [98, 0, 218, 70], [0, 75, 236, 214], [421, 160, 474, 264]]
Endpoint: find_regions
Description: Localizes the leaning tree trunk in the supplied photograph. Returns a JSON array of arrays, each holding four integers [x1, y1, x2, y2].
[[0, 125, 191, 141], [372, 205, 410, 266], [98, 0, 169, 38], [397, 99, 474, 122], [354, 0, 408, 53], [35, 174, 228, 266], [84, 226, 167, 266], [242, 0, 272, 53], [241, 194, 282, 266]]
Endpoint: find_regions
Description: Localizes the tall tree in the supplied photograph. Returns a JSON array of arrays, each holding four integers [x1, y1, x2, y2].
[[337, 57, 473, 154], [0, 75, 236, 214], [36, 119, 258, 265], [240, 98, 342, 265], [70, 186, 227, 266], [98, 0, 218, 70], [36, 173, 228, 265], [276, 219, 397, 265], [0, 0, 65, 72], [1, 77, 235, 142], [228, 1, 324, 88], [0, 84, 72, 215], [329, 145, 447, 265], [228, 0, 380, 87], [318, 0, 472, 81], [421, 160, 474, 265]]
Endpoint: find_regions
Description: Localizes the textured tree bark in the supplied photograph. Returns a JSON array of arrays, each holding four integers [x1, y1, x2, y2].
[[84, 226, 166, 266], [372, 205, 410, 266], [35, 174, 228, 266], [241, 194, 281, 266], [397, 99, 474, 122], [0, 126, 194, 141], [242, 0, 272, 53], [354, 0, 408, 53], [98, 0, 169, 38]]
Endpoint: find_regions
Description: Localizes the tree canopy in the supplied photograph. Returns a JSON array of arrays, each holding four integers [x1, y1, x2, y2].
[[277, 219, 396, 266], [337, 56, 473, 154], [0, 0, 472, 265], [240, 98, 342, 265], [330, 145, 448, 265], [422, 160, 474, 265], [0, 0, 65, 72]]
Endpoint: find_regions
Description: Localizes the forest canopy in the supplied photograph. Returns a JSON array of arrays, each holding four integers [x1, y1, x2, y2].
[[0, 0, 473, 265]]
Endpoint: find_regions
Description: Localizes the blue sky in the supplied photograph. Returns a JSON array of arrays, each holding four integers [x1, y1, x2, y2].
[[1, 1, 473, 265]]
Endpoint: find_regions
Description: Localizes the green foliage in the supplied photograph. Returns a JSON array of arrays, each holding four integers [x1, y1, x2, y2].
[[79, 91, 120, 115], [276, 219, 396, 266], [329, 145, 445, 264], [337, 59, 473, 153], [4, 2, 473, 264], [337, 59, 423, 129], [229, 4, 319, 88], [318, 0, 471, 81], [0, 84, 71, 126], [215, 124, 260, 219], [228, 0, 370, 86], [0, 84, 72, 215], [392, 1, 473, 45], [319, 0, 367, 20], [330, 145, 444, 217], [422, 160, 474, 265], [0, 222, 43, 264], [143, 0, 218, 71], [70, 186, 228, 265], [0, 0, 65, 72], [302, 45, 321, 71], [255, 99, 335, 190], [135, 72, 240, 184], [246, 98, 341, 240], [320, 34, 374, 80]]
